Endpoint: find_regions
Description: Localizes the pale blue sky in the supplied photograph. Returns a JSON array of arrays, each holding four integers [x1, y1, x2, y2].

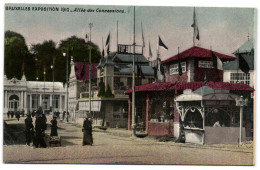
[[5, 4, 256, 60]]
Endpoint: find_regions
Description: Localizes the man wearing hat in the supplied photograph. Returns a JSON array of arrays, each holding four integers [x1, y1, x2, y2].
[[25, 114, 34, 146]]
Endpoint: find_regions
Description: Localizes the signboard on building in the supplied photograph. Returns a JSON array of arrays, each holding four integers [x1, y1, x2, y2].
[[78, 101, 101, 112]]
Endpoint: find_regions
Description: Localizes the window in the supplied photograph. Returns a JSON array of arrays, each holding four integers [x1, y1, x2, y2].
[[53, 95, 59, 109], [198, 60, 213, 68], [169, 62, 186, 75], [32, 94, 39, 109], [230, 73, 250, 85]]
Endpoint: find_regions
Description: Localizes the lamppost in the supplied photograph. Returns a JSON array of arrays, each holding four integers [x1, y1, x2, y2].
[[235, 96, 248, 144], [50, 57, 55, 114], [43, 64, 46, 114], [63, 49, 69, 123], [131, 6, 136, 137], [86, 32, 92, 118]]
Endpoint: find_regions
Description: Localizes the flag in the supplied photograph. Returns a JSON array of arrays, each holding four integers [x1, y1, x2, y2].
[[238, 53, 249, 74], [160, 64, 165, 75], [141, 22, 145, 48], [191, 8, 200, 41], [106, 33, 110, 46], [212, 51, 223, 70], [107, 44, 110, 54], [159, 36, 168, 50], [149, 41, 153, 58], [80, 64, 85, 78], [102, 49, 105, 57], [153, 67, 158, 81]]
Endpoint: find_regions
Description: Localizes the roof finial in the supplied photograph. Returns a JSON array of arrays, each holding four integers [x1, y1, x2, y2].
[[204, 72, 207, 86]]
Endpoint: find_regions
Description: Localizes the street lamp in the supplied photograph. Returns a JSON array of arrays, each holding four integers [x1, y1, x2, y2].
[[51, 56, 55, 114], [235, 96, 248, 144], [43, 65, 46, 114]]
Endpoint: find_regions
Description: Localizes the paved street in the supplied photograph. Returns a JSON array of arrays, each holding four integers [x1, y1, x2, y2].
[[3, 115, 254, 165]]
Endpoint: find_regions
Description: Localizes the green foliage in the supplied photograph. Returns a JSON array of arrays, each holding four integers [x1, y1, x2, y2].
[[4, 32, 101, 84], [4, 30, 32, 80], [59, 36, 101, 63], [98, 82, 106, 97], [31, 40, 62, 82], [104, 85, 114, 98]]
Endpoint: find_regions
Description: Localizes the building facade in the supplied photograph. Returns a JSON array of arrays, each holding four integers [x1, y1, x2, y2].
[[4, 74, 66, 114], [126, 45, 254, 144], [223, 39, 255, 88], [70, 44, 154, 128]]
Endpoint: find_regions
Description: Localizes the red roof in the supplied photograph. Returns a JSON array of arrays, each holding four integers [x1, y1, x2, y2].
[[74, 62, 98, 81], [125, 81, 254, 94], [162, 46, 236, 64]]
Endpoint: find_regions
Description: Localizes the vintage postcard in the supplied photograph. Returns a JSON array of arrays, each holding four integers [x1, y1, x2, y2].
[[3, 2, 256, 165]]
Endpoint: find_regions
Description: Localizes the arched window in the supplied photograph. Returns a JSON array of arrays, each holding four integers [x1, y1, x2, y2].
[[9, 95, 19, 110]]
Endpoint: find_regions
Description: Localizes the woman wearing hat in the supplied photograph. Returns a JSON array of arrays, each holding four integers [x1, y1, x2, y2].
[[50, 115, 58, 136]]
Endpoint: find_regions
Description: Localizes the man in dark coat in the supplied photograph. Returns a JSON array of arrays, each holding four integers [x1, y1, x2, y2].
[[62, 111, 66, 121], [35, 114, 47, 148], [15, 111, 20, 121], [50, 116, 58, 136], [7, 111, 10, 119], [11, 111, 14, 118], [82, 117, 93, 146], [25, 114, 34, 146]]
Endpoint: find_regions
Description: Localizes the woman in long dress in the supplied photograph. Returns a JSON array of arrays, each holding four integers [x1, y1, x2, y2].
[[82, 118, 93, 146], [50, 116, 58, 136]]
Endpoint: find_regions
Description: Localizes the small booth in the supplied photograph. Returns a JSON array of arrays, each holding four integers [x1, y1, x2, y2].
[[175, 85, 248, 144]]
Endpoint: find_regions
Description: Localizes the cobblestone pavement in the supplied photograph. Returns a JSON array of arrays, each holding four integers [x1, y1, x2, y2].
[[3, 115, 254, 165]]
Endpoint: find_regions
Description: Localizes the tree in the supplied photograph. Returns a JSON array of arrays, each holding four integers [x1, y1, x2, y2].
[[4, 30, 34, 80], [59, 36, 101, 62], [30, 40, 62, 82], [58, 36, 102, 84]]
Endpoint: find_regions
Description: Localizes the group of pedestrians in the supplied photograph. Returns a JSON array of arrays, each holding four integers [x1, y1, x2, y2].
[[23, 108, 93, 147], [24, 107, 59, 148], [7, 110, 25, 121], [24, 107, 47, 148]]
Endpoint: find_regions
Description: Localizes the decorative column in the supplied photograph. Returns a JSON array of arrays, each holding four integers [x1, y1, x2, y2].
[[21, 91, 24, 109], [145, 93, 151, 133], [59, 95, 62, 111], [50, 95, 53, 108], [30, 95, 32, 111], [24, 91, 27, 109], [39, 94, 42, 107], [4, 91, 7, 108]]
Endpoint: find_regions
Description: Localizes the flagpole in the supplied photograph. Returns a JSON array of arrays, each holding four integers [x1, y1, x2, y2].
[[43, 64, 46, 114], [193, 7, 196, 46], [178, 47, 180, 82], [157, 36, 160, 82], [236, 49, 239, 83], [117, 20, 118, 52], [131, 6, 136, 137]]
